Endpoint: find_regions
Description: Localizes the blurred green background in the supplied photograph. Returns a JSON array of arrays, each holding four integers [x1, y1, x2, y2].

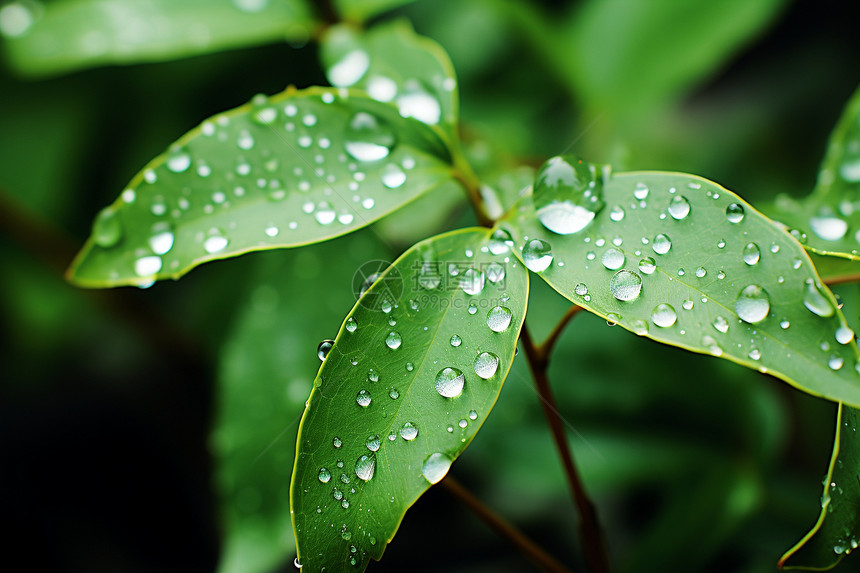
[[2, 0, 860, 571]]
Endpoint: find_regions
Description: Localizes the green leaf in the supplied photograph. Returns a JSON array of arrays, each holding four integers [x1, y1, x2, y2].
[[0, 0, 314, 77], [333, 0, 416, 23], [67, 86, 455, 288], [290, 227, 528, 571], [558, 0, 787, 117], [779, 404, 860, 570], [499, 161, 860, 408], [214, 234, 388, 573], [767, 85, 860, 261], [319, 20, 459, 141]]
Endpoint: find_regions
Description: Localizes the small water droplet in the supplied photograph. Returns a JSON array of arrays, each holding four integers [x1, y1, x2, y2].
[[638, 257, 656, 274], [356, 390, 372, 407], [474, 352, 499, 379], [450, 334, 462, 347], [652, 234, 672, 255], [333, 436, 343, 448], [382, 164, 407, 189], [460, 268, 486, 295], [344, 112, 396, 161], [487, 306, 513, 332], [534, 155, 605, 235], [633, 182, 649, 200], [601, 248, 625, 270], [422, 452, 452, 484], [93, 207, 123, 248], [651, 304, 677, 328], [435, 367, 465, 398], [726, 203, 745, 224], [735, 285, 770, 324], [328, 49, 370, 87], [354, 454, 376, 481], [134, 255, 162, 277], [486, 262, 506, 283], [803, 280, 835, 317], [667, 196, 691, 220], [396, 83, 442, 124], [610, 270, 642, 301], [713, 316, 729, 333], [400, 422, 418, 441], [318, 468, 332, 483], [204, 231, 229, 254], [365, 435, 381, 452], [346, 317, 358, 333], [742, 242, 761, 266], [488, 229, 513, 255], [610, 205, 625, 221], [836, 326, 855, 345], [829, 356, 845, 371], [749, 348, 762, 361], [385, 331, 402, 349], [317, 339, 333, 361]]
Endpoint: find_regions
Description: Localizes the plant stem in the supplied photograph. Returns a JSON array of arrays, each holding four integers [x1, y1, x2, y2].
[[537, 305, 583, 360], [520, 324, 612, 573], [442, 477, 575, 573], [824, 271, 860, 286], [453, 154, 493, 228]]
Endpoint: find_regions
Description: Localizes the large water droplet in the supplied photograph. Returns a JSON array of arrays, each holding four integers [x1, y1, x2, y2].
[[638, 257, 656, 274], [399, 422, 418, 441], [523, 239, 553, 272], [365, 434, 381, 452], [422, 452, 452, 484], [382, 164, 407, 189], [712, 316, 729, 334], [356, 390, 372, 407], [533, 155, 605, 234], [166, 148, 192, 173], [354, 454, 376, 481], [803, 280, 835, 317], [667, 196, 691, 220], [810, 216, 848, 241], [460, 268, 485, 295], [486, 262, 506, 284], [317, 339, 333, 361], [610, 270, 642, 301], [318, 467, 332, 483], [652, 234, 672, 255], [651, 304, 677, 328], [488, 229, 513, 255], [344, 112, 396, 161], [93, 207, 123, 248], [134, 255, 162, 277], [487, 306, 513, 332], [601, 248, 625, 270], [204, 231, 229, 254], [742, 242, 761, 266], [435, 367, 465, 398], [327, 49, 370, 87], [726, 203, 745, 224], [836, 325, 855, 345], [474, 352, 499, 379], [450, 334, 462, 347], [346, 317, 358, 333], [385, 331, 402, 349], [396, 83, 442, 124], [735, 285, 770, 324]]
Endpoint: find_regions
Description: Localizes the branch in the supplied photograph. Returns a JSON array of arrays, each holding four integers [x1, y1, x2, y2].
[[537, 305, 583, 361], [520, 325, 612, 573], [442, 477, 575, 573]]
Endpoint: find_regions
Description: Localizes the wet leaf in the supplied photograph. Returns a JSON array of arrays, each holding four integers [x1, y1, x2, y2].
[[319, 20, 459, 141], [779, 404, 860, 570], [0, 0, 313, 77], [768, 85, 860, 261], [67, 86, 455, 287], [499, 157, 860, 408], [290, 228, 528, 571], [333, 0, 416, 23]]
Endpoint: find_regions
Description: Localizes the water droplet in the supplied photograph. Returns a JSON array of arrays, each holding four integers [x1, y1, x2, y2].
[[667, 196, 691, 220], [749, 348, 762, 361], [318, 468, 332, 483], [422, 452, 452, 484], [633, 182, 649, 200], [735, 285, 770, 324], [400, 422, 418, 441], [405, 362, 414, 372], [836, 326, 855, 345], [652, 234, 672, 255], [702, 335, 723, 356], [333, 436, 343, 448], [166, 148, 191, 173], [486, 262, 506, 284], [488, 229, 513, 255], [382, 163, 407, 189], [609, 205, 625, 221], [469, 410, 478, 420], [450, 334, 462, 347], [533, 155, 605, 234], [610, 270, 642, 301], [367, 75, 397, 102], [356, 390, 372, 407], [829, 356, 845, 371], [134, 255, 162, 277], [651, 304, 677, 328], [574, 283, 588, 296], [460, 268, 485, 295], [328, 49, 370, 87], [385, 331, 402, 349], [93, 207, 123, 248], [317, 339, 333, 361], [780, 319, 790, 329], [358, 435, 381, 456], [601, 248, 625, 270], [712, 316, 729, 334], [344, 112, 396, 161], [803, 280, 835, 317], [354, 454, 376, 481], [523, 239, 553, 272], [810, 216, 848, 241], [204, 231, 229, 254], [487, 306, 513, 332], [396, 83, 442, 124], [474, 352, 499, 379], [638, 257, 656, 274], [742, 242, 761, 266], [346, 317, 358, 333], [435, 367, 465, 398], [726, 203, 745, 224]]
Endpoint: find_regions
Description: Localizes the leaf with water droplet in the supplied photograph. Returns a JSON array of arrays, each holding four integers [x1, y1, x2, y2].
[[320, 20, 458, 141], [68, 87, 455, 287], [500, 166, 860, 407], [2, 0, 314, 77], [767, 85, 860, 262], [779, 404, 860, 570], [290, 228, 527, 572]]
